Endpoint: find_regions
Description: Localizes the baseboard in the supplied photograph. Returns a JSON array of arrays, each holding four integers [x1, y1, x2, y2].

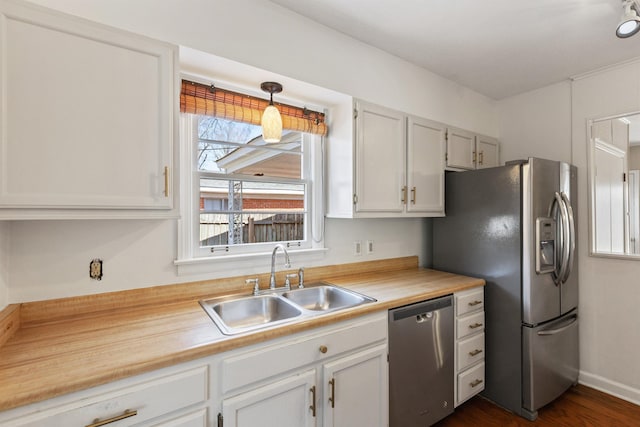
[[579, 370, 640, 406]]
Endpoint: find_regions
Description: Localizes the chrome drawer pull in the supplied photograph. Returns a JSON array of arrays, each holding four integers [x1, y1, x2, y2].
[[468, 300, 482, 306], [470, 379, 483, 388], [468, 322, 483, 329], [469, 349, 483, 357], [86, 410, 138, 427]]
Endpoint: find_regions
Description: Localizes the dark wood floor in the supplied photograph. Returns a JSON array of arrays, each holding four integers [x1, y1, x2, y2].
[[434, 385, 640, 427]]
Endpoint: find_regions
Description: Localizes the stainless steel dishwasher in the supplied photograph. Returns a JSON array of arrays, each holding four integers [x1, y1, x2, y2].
[[388, 294, 454, 426]]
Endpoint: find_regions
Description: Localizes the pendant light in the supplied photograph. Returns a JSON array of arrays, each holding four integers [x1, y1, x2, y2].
[[260, 82, 283, 143], [617, 0, 640, 38]]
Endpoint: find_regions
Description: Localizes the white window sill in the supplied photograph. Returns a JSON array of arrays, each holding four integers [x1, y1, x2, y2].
[[174, 247, 329, 277]]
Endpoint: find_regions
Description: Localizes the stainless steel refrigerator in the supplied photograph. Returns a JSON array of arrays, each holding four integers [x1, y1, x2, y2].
[[432, 157, 578, 420]]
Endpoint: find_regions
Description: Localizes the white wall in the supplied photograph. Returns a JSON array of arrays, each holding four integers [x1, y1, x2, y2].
[[498, 81, 572, 164], [0, 223, 8, 310], [5, 0, 497, 302], [571, 60, 640, 404], [497, 60, 640, 405]]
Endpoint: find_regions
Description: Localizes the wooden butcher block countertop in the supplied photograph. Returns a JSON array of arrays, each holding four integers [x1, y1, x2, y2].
[[0, 256, 484, 412]]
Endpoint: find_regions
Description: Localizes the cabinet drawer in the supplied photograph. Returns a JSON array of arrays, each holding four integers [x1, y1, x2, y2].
[[457, 362, 485, 405], [8, 366, 208, 427], [457, 333, 485, 371], [221, 313, 387, 395], [455, 288, 484, 316], [456, 311, 485, 340]]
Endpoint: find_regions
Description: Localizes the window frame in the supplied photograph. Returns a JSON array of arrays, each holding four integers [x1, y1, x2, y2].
[[176, 110, 325, 268]]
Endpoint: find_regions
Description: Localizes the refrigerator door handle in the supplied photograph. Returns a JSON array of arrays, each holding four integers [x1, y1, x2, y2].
[[537, 314, 578, 336], [551, 192, 570, 285], [560, 192, 575, 284]]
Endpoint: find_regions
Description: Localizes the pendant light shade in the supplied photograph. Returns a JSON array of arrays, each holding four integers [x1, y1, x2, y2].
[[260, 82, 283, 143], [617, 0, 640, 38]]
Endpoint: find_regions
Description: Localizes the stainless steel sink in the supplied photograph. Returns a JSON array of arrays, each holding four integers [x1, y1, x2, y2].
[[200, 283, 376, 335], [200, 294, 302, 335], [282, 284, 376, 312]]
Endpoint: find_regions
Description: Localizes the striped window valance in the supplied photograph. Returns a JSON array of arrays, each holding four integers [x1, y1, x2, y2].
[[180, 79, 328, 136]]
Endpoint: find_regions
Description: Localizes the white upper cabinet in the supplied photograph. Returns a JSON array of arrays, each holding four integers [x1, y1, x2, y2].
[[446, 128, 499, 170], [407, 116, 446, 213], [446, 127, 476, 170], [0, 0, 178, 219], [354, 101, 406, 214], [475, 135, 500, 169], [326, 99, 445, 218]]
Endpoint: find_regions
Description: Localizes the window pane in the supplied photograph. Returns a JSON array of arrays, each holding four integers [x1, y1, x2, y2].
[[197, 116, 302, 179], [199, 178, 305, 247]]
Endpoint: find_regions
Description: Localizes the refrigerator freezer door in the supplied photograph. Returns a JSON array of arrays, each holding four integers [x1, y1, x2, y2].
[[522, 311, 579, 417], [523, 158, 563, 325]]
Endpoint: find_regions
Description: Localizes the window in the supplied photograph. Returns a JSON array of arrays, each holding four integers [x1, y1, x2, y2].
[[177, 79, 326, 262]]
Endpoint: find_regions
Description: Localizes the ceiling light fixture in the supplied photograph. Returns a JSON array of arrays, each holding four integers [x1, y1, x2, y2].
[[260, 82, 283, 143], [617, 0, 640, 38]]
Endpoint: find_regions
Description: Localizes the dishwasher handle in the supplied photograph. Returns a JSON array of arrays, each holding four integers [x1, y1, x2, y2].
[[390, 295, 452, 322]]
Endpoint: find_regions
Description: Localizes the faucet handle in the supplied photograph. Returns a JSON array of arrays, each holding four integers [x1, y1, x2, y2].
[[285, 273, 297, 290], [298, 267, 305, 289], [246, 278, 260, 295]]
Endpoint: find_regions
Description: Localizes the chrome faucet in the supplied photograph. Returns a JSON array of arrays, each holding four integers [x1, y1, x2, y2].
[[270, 244, 291, 289]]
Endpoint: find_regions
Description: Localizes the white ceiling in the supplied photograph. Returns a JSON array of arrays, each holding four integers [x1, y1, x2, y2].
[[268, 0, 640, 100]]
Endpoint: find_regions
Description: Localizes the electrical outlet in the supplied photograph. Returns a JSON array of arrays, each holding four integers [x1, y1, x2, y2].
[[354, 241, 362, 256], [366, 240, 374, 254], [89, 259, 103, 281]]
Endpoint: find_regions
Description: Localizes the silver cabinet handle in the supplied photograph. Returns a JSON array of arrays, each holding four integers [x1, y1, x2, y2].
[[86, 410, 138, 427], [470, 379, 483, 388]]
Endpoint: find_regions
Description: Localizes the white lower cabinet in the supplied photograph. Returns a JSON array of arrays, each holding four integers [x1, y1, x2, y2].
[[454, 286, 486, 407], [322, 345, 387, 427], [221, 370, 316, 427], [218, 312, 388, 427], [0, 363, 210, 427]]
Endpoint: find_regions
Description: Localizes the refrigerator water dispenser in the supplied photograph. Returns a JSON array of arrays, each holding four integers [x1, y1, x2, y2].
[[536, 217, 556, 274]]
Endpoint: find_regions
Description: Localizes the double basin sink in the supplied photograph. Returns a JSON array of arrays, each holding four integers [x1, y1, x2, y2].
[[200, 283, 376, 335]]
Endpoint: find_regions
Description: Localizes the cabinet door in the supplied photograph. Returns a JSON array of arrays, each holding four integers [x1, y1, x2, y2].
[[222, 370, 316, 427], [407, 116, 445, 214], [446, 128, 475, 170], [0, 1, 176, 213], [475, 135, 499, 169], [354, 101, 405, 213], [322, 345, 388, 427]]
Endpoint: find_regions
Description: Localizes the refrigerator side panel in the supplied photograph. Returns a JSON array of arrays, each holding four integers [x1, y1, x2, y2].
[[433, 165, 523, 415], [523, 158, 562, 325]]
